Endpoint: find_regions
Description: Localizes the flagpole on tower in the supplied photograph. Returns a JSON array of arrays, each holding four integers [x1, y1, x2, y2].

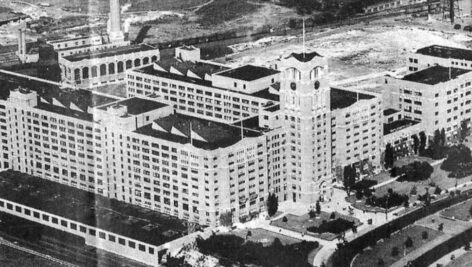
[[302, 17, 306, 58]]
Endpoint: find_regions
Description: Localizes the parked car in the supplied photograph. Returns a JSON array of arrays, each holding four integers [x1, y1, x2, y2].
[[454, 24, 461, 30], [464, 25, 472, 32]]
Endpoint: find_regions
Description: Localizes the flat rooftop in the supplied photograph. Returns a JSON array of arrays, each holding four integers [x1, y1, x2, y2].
[[134, 113, 262, 150], [330, 87, 376, 110], [384, 119, 420, 135], [416, 45, 472, 62], [384, 108, 399, 116], [402, 66, 471, 85], [154, 58, 229, 79], [216, 65, 279, 81], [98, 97, 167, 115], [63, 44, 156, 62], [0, 73, 118, 122], [134, 64, 279, 101], [0, 170, 188, 247]]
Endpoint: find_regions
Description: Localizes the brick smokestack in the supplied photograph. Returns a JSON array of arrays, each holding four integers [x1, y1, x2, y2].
[[108, 0, 124, 43], [18, 28, 26, 63]]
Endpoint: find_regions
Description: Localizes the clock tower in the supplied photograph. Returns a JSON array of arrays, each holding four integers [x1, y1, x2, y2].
[[278, 51, 332, 204]]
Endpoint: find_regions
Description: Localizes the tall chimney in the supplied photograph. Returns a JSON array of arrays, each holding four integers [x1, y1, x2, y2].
[[108, 0, 124, 43], [18, 28, 26, 63]]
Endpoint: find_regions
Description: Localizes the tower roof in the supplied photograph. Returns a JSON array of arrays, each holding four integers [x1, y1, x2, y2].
[[286, 51, 322, 62]]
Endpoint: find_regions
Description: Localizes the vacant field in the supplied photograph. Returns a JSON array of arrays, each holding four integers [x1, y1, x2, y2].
[[352, 225, 443, 267], [196, 0, 262, 26], [441, 199, 472, 222], [0, 244, 61, 267]]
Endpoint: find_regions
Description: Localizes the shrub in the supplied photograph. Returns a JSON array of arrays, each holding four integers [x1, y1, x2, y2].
[[309, 209, 316, 218], [410, 186, 418, 196], [434, 186, 442, 195], [330, 212, 336, 220], [465, 242, 471, 251], [422, 231, 428, 240], [441, 145, 472, 178], [219, 211, 233, 227], [282, 216, 288, 223], [405, 236, 413, 248], [365, 191, 409, 209], [391, 246, 399, 257], [247, 230, 252, 237], [352, 179, 378, 191], [267, 193, 279, 217]]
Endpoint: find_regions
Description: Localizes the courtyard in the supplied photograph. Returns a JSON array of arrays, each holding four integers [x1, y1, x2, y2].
[[270, 211, 361, 241]]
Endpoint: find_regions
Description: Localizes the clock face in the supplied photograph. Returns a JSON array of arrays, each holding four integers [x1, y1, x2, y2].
[[314, 80, 320, 90], [290, 82, 296, 91]]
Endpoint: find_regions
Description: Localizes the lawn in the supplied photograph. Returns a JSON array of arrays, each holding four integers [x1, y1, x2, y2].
[[270, 212, 361, 241], [227, 228, 303, 246], [352, 225, 443, 267], [441, 199, 472, 222], [446, 251, 472, 267]]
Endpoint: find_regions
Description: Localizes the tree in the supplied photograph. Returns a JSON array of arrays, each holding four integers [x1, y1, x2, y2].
[[438, 223, 444, 232], [405, 236, 413, 248], [440, 128, 446, 147], [355, 190, 363, 199], [459, 120, 469, 143], [433, 129, 441, 147], [316, 200, 321, 214], [419, 131, 427, 155], [397, 161, 434, 182], [391, 246, 399, 257], [422, 231, 428, 240], [219, 211, 233, 227], [282, 216, 288, 223], [412, 134, 420, 154], [384, 143, 394, 168], [343, 165, 356, 195], [267, 193, 279, 217]]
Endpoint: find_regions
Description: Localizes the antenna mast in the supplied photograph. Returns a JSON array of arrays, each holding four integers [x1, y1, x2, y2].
[[302, 17, 306, 58]]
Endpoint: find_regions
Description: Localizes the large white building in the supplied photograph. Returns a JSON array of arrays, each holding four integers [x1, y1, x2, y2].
[[408, 45, 472, 72], [384, 65, 472, 137]]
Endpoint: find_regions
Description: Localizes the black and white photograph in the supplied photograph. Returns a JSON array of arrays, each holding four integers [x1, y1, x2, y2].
[[0, 0, 472, 266]]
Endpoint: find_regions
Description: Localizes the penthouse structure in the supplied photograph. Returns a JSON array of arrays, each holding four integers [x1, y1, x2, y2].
[[408, 45, 472, 71], [384, 66, 472, 137], [59, 44, 160, 88]]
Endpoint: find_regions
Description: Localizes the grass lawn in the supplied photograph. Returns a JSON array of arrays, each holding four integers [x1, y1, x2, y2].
[[227, 228, 302, 246], [441, 199, 472, 222], [270, 212, 361, 241], [446, 251, 472, 267], [352, 225, 443, 267], [374, 164, 470, 197]]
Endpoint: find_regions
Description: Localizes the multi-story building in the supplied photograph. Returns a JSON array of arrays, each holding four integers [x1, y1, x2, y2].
[[408, 45, 472, 72], [126, 47, 280, 124], [330, 88, 383, 175], [0, 79, 268, 226], [59, 44, 160, 88], [384, 65, 472, 137]]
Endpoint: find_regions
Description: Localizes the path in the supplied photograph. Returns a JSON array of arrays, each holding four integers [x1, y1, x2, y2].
[[0, 237, 77, 267]]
